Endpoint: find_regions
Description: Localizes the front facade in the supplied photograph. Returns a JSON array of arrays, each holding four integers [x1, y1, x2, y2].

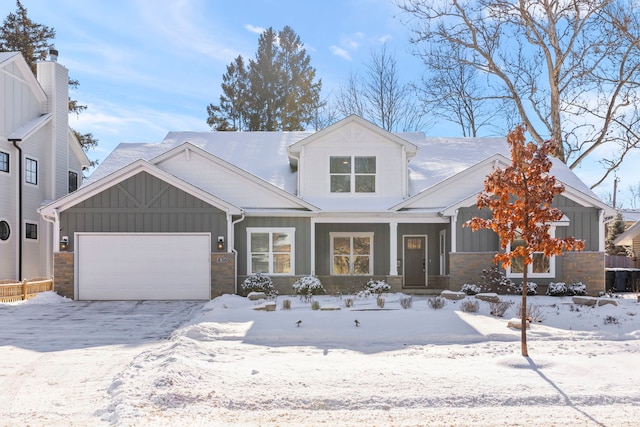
[[40, 116, 614, 300], [0, 52, 89, 281]]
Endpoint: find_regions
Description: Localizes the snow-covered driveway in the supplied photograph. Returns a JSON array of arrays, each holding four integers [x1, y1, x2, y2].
[[0, 297, 204, 426]]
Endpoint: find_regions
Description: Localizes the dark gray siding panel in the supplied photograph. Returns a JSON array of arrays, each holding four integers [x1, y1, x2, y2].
[[314, 223, 389, 276], [234, 217, 311, 276], [398, 223, 450, 275], [553, 196, 600, 251], [60, 172, 227, 251], [456, 206, 499, 252]]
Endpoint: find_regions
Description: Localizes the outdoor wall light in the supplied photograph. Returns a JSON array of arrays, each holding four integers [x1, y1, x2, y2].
[[217, 236, 225, 251], [59, 236, 69, 251]]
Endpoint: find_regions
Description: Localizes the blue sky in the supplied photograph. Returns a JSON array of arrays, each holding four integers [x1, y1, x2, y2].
[[2, 0, 638, 205]]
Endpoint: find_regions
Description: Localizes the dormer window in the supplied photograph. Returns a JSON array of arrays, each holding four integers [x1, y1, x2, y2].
[[330, 156, 376, 193]]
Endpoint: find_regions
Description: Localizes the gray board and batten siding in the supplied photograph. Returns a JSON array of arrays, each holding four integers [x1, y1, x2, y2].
[[59, 171, 228, 251]]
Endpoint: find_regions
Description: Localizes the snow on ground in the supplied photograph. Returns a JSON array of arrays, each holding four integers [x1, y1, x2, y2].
[[1, 291, 639, 426]]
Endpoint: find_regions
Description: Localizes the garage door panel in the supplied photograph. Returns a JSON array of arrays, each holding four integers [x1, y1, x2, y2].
[[77, 233, 210, 300]]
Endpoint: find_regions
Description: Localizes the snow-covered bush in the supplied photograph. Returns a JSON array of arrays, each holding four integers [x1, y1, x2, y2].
[[547, 282, 568, 296], [376, 296, 385, 308], [489, 301, 512, 317], [364, 279, 391, 295], [568, 282, 587, 296], [292, 275, 325, 302], [461, 299, 479, 313], [478, 266, 512, 292], [461, 283, 481, 295], [399, 295, 413, 309], [311, 300, 320, 310], [512, 282, 537, 296], [427, 296, 447, 310], [282, 299, 292, 310], [241, 273, 277, 299]]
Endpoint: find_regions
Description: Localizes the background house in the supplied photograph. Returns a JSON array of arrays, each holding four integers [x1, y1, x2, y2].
[[40, 116, 614, 300], [0, 51, 89, 281], [614, 209, 640, 267]]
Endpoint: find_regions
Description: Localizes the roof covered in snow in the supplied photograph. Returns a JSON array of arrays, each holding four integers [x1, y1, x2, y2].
[[87, 129, 599, 203]]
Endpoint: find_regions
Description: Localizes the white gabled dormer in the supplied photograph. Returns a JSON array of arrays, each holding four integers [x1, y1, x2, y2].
[[288, 115, 419, 210]]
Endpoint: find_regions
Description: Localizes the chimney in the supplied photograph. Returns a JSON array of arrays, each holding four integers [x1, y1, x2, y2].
[[49, 48, 58, 62]]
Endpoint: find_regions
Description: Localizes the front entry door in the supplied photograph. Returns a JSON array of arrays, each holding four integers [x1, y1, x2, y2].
[[404, 236, 426, 287]]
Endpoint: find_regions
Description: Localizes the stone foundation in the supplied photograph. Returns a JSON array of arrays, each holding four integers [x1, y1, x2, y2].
[[562, 251, 605, 295], [449, 252, 496, 292], [53, 252, 74, 299]]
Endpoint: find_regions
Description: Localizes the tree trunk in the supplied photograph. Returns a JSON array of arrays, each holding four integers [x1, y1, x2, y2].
[[521, 270, 528, 357]]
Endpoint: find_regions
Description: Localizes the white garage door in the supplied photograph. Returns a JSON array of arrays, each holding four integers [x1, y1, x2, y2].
[[76, 233, 211, 300]]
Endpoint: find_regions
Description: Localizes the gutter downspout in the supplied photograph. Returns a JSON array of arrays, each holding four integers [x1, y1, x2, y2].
[[231, 212, 246, 294], [10, 138, 22, 280]]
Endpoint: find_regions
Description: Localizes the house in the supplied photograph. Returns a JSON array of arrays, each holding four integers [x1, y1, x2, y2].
[[39, 115, 614, 300], [1, 51, 90, 281], [614, 209, 640, 265]]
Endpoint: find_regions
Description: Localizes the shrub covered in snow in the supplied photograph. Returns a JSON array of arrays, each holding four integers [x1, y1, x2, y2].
[[399, 295, 413, 309], [478, 266, 512, 292], [461, 283, 481, 295], [461, 299, 479, 313], [512, 281, 537, 296], [489, 301, 513, 317], [292, 275, 325, 302], [241, 273, 277, 299], [547, 282, 567, 296], [568, 282, 587, 296], [364, 279, 391, 295], [427, 296, 447, 310]]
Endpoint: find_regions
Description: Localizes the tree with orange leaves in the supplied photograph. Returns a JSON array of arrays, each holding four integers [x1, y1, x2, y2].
[[466, 125, 584, 356]]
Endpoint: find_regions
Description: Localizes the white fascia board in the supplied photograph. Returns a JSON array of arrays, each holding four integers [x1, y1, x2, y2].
[[68, 128, 91, 167], [313, 211, 447, 223], [151, 142, 319, 212], [39, 160, 243, 216], [614, 221, 640, 246]]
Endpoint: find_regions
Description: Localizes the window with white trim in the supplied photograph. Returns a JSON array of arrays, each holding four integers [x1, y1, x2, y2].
[[25, 158, 38, 185], [0, 151, 8, 173], [507, 231, 554, 278], [247, 228, 295, 275], [330, 156, 376, 193], [330, 232, 373, 275]]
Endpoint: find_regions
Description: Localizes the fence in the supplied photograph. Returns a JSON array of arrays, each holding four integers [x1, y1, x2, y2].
[[605, 255, 638, 269], [0, 278, 54, 303]]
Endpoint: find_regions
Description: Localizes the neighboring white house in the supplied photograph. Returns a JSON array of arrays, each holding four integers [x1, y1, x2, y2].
[[40, 115, 615, 300], [0, 51, 90, 280]]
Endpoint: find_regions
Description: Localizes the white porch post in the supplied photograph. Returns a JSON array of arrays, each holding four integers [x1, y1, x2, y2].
[[451, 210, 458, 253], [389, 221, 398, 275], [310, 217, 316, 275]]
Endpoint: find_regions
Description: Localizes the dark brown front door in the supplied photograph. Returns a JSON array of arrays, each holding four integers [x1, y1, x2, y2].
[[404, 236, 426, 287]]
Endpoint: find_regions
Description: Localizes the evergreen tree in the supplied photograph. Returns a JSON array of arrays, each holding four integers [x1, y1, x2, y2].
[[606, 211, 631, 256], [0, 1, 98, 163], [207, 26, 321, 131]]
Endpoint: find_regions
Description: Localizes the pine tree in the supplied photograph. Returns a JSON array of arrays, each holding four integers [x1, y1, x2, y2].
[[0, 1, 98, 163], [606, 211, 630, 256], [207, 26, 321, 131], [466, 126, 584, 356]]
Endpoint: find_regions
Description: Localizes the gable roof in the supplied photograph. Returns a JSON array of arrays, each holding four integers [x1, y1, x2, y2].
[[287, 115, 420, 167], [40, 159, 243, 217], [614, 220, 640, 246], [0, 52, 47, 104]]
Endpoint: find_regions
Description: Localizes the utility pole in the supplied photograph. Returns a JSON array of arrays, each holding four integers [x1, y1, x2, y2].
[[613, 177, 620, 209]]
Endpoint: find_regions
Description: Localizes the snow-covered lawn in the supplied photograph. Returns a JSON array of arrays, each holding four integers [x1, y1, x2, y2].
[[1, 291, 639, 426]]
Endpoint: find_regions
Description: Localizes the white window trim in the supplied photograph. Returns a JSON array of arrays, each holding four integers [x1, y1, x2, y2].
[[329, 232, 374, 275], [246, 227, 295, 275], [0, 151, 9, 173], [506, 226, 556, 279], [25, 156, 39, 186], [329, 155, 377, 194]]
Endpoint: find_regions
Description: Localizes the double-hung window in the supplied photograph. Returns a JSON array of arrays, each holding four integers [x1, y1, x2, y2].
[[247, 228, 295, 275], [25, 158, 38, 185], [0, 151, 8, 173], [330, 232, 373, 275], [330, 156, 376, 193], [507, 231, 554, 278]]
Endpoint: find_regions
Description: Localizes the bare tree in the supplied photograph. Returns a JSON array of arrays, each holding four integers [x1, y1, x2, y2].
[[417, 42, 515, 137], [398, 0, 640, 188], [336, 43, 426, 132]]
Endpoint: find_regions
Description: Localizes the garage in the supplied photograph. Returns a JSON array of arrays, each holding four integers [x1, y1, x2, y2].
[[76, 233, 211, 300]]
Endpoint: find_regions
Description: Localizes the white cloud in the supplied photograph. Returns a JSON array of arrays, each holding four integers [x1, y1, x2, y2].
[[379, 35, 392, 43], [244, 24, 266, 34], [330, 46, 352, 61]]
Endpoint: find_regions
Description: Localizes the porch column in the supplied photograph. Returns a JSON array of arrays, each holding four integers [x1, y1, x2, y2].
[[389, 221, 398, 275], [451, 210, 458, 253], [310, 217, 316, 275]]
